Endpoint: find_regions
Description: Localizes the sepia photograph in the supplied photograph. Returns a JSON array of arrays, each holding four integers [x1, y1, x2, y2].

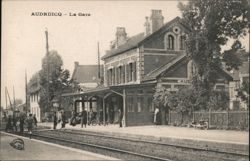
[[1, 0, 249, 160]]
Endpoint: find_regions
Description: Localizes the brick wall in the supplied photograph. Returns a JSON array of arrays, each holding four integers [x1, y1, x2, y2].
[[126, 112, 154, 126]]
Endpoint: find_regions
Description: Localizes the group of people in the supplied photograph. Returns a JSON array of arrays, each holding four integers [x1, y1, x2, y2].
[[52, 110, 67, 130], [51, 107, 124, 129], [5, 113, 38, 134], [69, 109, 88, 128]]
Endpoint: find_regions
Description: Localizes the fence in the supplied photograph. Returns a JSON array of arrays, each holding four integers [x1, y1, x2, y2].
[[168, 110, 249, 130]]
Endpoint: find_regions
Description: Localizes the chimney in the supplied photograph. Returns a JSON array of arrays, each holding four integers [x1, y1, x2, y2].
[[150, 10, 164, 33], [74, 61, 79, 68], [116, 27, 127, 47], [144, 17, 151, 36]]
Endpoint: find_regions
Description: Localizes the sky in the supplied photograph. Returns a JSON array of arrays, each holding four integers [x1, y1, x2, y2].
[[1, 0, 249, 108]]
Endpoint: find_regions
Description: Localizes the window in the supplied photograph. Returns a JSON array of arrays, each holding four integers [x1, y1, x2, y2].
[[229, 88, 235, 98], [129, 63, 133, 82], [107, 68, 114, 85], [121, 66, 125, 84], [242, 76, 249, 83], [112, 68, 115, 85], [215, 84, 225, 91], [125, 64, 129, 83], [168, 35, 174, 50], [147, 97, 154, 112], [137, 97, 143, 112], [118, 66, 122, 84], [127, 96, 134, 112], [180, 35, 186, 50], [133, 62, 137, 81], [128, 62, 137, 82]]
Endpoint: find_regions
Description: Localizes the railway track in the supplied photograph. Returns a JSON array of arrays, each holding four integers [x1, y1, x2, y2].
[[60, 129, 249, 157], [5, 129, 249, 161]]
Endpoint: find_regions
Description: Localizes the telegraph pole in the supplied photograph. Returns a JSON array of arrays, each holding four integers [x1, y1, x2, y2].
[[6, 87, 13, 110], [25, 70, 28, 113], [45, 28, 50, 111], [97, 42, 101, 79], [13, 86, 15, 110], [5, 87, 8, 109]]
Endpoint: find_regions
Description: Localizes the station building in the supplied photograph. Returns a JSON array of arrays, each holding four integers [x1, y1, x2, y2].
[[63, 10, 233, 126], [28, 73, 42, 122]]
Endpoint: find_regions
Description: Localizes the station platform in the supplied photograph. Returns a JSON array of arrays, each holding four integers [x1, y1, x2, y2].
[[39, 122, 249, 145], [0, 132, 117, 160]]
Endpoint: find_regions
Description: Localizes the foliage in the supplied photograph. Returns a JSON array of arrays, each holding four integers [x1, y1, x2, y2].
[[38, 50, 79, 112], [178, 0, 249, 91], [208, 90, 229, 111], [154, 86, 204, 113], [237, 80, 250, 107], [153, 85, 230, 122], [14, 99, 23, 106], [27, 72, 40, 93]]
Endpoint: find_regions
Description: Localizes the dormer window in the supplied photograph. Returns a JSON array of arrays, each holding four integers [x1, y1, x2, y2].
[[168, 35, 175, 50]]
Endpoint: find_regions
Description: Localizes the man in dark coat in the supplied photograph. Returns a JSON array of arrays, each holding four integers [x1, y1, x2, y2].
[[5, 115, 13, 132], [26, 114, 34, 133], [61, 110, 66, 128], [81, 109, 87, 128], [53, 112, 57, 130], [12, 114, 17, 132], [33, 114, 38, 127], [19, 114, 25, 134]]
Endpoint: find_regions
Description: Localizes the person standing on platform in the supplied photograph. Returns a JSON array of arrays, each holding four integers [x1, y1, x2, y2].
[[53, 112, 57, 130], [19, 114, 25, 134], [81, 109, 87, 128], [12, 114, 17, 132], [61, 110, 66, 128], [33, 114, 38, 127], [5, 115, 13, 132], [154, 107, 159, 125], [26, 114, 34, 137]]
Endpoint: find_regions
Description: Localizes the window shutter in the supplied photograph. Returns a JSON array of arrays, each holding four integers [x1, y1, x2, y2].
[[133, 62, 137, 81], [121, 66, 124, 84], [126, 64, 129, 83]]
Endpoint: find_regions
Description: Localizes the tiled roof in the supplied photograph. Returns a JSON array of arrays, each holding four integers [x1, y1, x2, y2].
[[143, 53, 187, 81], [143, 52, 182, 75], [102, 33, 145, 59], [72, 65, 103, 84], [138, 17, 190, 45], [102, 17, 190, 60]]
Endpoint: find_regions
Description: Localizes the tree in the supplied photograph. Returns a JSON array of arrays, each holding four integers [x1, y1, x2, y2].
[[178, 0, 249, 110], [208, 90, 229, 111], [153, 86, 174, 125], [237, 80, 249, 108], [39, 50, 79, 113], [179, 0, 249, 87], [154, 86, 198, 124], [14, 99, 23, 106]]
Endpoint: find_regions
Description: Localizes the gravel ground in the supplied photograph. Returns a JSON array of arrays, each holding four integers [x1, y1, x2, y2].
[[0, 132, 117, 160]]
